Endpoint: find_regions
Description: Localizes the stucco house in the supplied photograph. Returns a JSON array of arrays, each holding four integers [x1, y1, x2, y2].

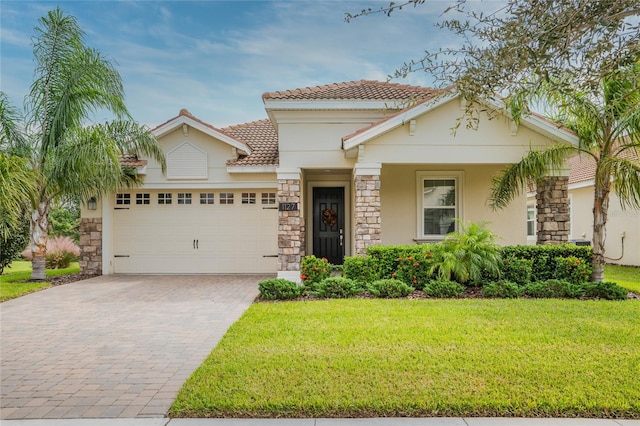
[[79, 80, 579, 280], [527, 152, 640, 267]]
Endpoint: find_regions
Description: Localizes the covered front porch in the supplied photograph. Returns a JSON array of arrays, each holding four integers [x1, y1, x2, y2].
[[276, 163, 381, 281]]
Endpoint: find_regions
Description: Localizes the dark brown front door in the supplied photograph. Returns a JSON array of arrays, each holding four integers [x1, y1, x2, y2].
[[312, 187, 344, 264]]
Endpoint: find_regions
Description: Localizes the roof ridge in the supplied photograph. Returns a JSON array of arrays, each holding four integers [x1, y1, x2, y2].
[[262, 79, 436, 101]]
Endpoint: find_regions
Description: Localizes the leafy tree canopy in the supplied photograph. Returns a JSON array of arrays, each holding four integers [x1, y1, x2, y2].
[[347, 0, 639, 123]]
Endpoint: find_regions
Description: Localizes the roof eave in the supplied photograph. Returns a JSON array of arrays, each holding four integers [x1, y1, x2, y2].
[[342, 92, 459, 151], [226, 164, 277, 174], [152, 115, 252, 155]]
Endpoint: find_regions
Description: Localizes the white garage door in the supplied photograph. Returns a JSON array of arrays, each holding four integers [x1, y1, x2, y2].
[[113, 190, 278, 273]]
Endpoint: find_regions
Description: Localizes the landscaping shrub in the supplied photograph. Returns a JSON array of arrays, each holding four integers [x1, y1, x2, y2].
[[523, 279, 584, 299], [435, 221, 502, 285], [501, 244, 592, 281], [300, 255, 331, 286], [583, 281, 628, 300], [553, 256, 592, 284], [343, 256, 379, 284], [366, 245, 422, 279], [482, 281, 522, 298], [424, 279, 465, 298], [1, 212, 30, 275], [367, 279, 414, 298], [22, 236, 80, 269], [392, 245, 438, 290], [501, 257, 533, 285], [258, 279, 302, 300], [313, 277, 360, 299]]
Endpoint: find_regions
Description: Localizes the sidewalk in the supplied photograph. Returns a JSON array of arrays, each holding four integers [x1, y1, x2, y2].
[[2, 418, 640, 425]]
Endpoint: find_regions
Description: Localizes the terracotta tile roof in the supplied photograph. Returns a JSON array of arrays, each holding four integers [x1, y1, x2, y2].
[[568, 142, 639, 185], [119, 154, 147, 168], [262, 80, 438, 102], [222, 119, 279, 167], [568, 154, 596, 185]]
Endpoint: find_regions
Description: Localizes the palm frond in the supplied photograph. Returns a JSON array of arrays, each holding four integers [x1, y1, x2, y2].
[[0, 93, 27, 155], [607, 156, 640, 210], [489, 142, 577, 210], [27, 8, 128, 163], [102, 121, 166, 173]]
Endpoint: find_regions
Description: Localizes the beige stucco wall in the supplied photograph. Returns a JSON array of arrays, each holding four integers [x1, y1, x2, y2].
[[380, 164, 527, 246], [364, 99, 558, 164], [276, 110, 387, 169], [569, 185, 640, 267], [143, 127, 276, 187]]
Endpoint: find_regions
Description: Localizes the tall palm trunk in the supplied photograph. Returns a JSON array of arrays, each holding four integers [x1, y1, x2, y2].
[[29, 201, 50, 281], [591, 179, 610, 282]]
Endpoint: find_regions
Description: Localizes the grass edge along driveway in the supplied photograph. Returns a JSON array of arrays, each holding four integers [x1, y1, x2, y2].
[[171, 298, 640, 419]]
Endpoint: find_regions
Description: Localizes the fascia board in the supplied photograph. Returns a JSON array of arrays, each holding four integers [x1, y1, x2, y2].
[[226, 165, 277, 174], [484, 98, 579, 145], [342, 93, 458, 151], [569, 180, 595, 190], [152, 116, 252, 155]]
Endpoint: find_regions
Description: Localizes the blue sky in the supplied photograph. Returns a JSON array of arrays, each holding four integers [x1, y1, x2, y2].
[[1, 1, 498, 128]]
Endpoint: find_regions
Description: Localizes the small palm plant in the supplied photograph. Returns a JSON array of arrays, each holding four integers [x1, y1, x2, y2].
[[431, 220, 502, 284]]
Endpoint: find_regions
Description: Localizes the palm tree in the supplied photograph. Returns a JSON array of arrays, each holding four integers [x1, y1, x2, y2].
[[1, 8, 165, 280], [489, 64, 640, 282]]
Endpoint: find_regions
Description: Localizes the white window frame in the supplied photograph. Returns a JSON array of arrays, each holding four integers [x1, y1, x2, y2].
[[416, 171, 463, 240], [527, 203, 536, 240]]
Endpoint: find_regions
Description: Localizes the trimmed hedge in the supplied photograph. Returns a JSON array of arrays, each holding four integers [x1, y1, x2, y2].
[[343, 256, 379, 284], [501, 244, 592, 282], [258, 279, 302, 300], [368, 279, 414, 298]]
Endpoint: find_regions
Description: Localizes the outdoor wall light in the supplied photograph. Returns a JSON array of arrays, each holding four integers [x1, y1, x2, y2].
[[87, 197, 97, 210]]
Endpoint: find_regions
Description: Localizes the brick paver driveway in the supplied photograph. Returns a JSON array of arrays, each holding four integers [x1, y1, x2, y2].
[[0, 274, 267, 420]]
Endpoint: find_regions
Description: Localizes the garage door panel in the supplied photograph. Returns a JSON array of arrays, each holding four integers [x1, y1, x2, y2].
[[113, 190, 278, 274]]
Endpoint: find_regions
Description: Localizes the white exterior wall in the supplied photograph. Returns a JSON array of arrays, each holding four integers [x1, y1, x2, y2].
[[570, 185, 640, 267]]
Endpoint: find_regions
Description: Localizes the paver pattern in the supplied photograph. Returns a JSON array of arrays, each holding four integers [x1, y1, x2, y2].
[[0, 275, 266, 420]]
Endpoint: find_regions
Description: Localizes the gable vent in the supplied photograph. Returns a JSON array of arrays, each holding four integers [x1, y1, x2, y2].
[[167, 142, 208, 179]]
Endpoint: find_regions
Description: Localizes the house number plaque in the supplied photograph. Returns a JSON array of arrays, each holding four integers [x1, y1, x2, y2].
[[278, 202, 298, 211]]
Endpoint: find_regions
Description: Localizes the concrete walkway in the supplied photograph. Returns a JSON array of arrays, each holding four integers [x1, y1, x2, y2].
[[2, 417, 640, 425], [1, 275, 266, 420]]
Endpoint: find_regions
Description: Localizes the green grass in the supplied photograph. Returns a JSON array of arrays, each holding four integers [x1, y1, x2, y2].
[[0, 261, 80, 302], [605, 264, 640, 292], [171, 299, 640, 419]]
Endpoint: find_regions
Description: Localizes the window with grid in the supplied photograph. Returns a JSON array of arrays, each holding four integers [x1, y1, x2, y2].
[[200, 193, 214, 205], [242, 192, 256, 204], [219, 193, 234, 205], [261, 192, 276, 205], [136, 193, 150, 205], [177, 193, 192, 205], [527, 205, 536, 237], [116, 193, 130, 205], [158, 193, 172, 205], [417, 172, 462, 238]]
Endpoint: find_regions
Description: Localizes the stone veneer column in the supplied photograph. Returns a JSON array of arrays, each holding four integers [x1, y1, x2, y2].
[[536, 176, 570, 244], [79, 218, 102, 274], [354, 163, 382, 255], [277, 169, 304, 280]]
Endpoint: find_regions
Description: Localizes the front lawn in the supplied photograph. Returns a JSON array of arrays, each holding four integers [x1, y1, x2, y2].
[[606, 264, 640, 292], [0, 261, 80, 302], [171, 298, 640, 419]]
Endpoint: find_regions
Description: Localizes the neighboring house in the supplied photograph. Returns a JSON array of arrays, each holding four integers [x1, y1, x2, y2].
[[79, 80, 579, 279], [527, 152, 640, 267]]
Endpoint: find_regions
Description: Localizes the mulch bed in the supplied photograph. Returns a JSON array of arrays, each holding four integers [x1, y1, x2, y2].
[[46, 273, 100, 286]]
